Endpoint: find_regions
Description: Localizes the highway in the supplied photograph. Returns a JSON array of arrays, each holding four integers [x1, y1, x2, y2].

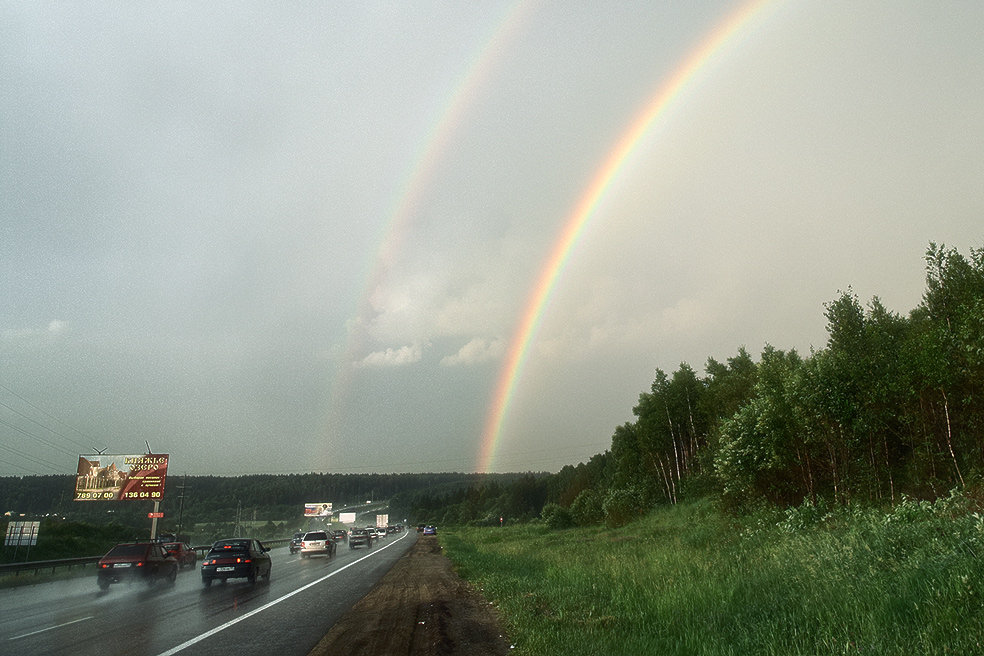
[[0, 529, 416, 656]]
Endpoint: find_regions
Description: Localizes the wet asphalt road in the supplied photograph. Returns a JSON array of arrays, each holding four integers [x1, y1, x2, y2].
[[0, 530, 416, 656]]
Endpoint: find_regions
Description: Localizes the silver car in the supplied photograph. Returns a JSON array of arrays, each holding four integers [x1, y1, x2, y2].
[[300, 531, 336, 558]]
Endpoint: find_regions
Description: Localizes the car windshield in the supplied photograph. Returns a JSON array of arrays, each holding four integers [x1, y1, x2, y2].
[[106, 544, 147, 557], [304, 532, 327, 540]]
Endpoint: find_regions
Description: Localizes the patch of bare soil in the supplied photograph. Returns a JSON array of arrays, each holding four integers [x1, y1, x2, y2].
[[308, 536, 511, 656]]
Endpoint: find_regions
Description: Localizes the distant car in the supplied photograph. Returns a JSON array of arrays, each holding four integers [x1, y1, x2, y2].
[[330, 529, 348, 543], [201, 538, 272, 587], [162, 542, 197, 568], [289, 532, 305, 554], [348, 528, 374, 549], [97, 542, 178, 590], [417, 524, 426, 532], [300, 531, 336, 558], [423, 525, 437, 536], [386, 525, 397, 534]]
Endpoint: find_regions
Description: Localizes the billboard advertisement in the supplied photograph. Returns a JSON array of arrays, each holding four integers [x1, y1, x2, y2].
[[304, 502, 333, 517], [74, 454, 169, 501], [339, 512, 356, 524]]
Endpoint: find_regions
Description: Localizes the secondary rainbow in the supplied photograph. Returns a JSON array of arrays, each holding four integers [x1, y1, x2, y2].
[[477, 0, 778, 473], [321, 1, 534, 465]]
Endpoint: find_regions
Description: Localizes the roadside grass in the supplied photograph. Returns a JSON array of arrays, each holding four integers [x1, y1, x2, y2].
[[441, 496, 984, 655]]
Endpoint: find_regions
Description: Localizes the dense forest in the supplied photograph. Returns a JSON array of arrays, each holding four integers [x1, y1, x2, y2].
[[395, 243, 984, 526], [3, 243, 982, 536]]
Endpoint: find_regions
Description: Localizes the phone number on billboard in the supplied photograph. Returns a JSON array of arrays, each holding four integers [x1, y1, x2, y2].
[[121, 491, 163, 499], [76, 492, 118, 500]]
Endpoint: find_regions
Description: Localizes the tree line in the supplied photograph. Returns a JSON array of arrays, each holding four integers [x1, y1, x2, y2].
[[3, 244, 981, 531]]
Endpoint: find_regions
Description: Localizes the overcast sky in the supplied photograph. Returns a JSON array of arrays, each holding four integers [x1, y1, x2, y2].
[[2, 1, 981, 477]]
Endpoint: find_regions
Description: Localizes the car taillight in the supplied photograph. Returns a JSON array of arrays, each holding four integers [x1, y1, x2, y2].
[[136, 562, 144, 567]]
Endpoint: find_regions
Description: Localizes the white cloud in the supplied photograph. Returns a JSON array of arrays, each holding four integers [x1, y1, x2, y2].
[[440, 337, 505, 367], [48, 319, 69, 334], [357, 344, 424, 368], [2, 320, 69, 341]]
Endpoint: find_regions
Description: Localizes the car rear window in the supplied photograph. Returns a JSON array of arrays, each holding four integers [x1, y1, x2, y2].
[[106, 544, 148, 557], [304, 532, 327, 540]]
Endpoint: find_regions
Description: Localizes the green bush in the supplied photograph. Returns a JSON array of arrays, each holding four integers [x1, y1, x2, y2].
[[540, 503, 575, 529], [602, 487, 643, 528], [569, 489, 603, 526]]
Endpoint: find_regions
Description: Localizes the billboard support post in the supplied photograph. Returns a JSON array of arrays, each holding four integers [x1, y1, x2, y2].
[[150, 501, 160, 541]]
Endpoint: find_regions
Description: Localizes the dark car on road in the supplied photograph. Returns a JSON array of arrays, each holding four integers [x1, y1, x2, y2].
[[348, 528, 374, 549], [97, 542, 178, 590], [289, 532, 305, 554], [162, 542, 197, 568], [330, 529, 348, 544], [300, 531, 336, 558], [201, 538, 272, 587]]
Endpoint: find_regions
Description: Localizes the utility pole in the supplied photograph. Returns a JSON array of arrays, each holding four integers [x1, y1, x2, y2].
[[175, 475, 188, 540]]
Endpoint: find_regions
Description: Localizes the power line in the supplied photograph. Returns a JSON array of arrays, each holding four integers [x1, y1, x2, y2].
[[0, 455, 45, 476], [0, 399, 90, 453], [0, 440, 65, 473], [0, 415, 81, 458], [0, 381, 92, 450]]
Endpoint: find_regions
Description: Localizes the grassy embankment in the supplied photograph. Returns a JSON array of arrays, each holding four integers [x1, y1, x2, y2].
[[441, 495, 984, 655]]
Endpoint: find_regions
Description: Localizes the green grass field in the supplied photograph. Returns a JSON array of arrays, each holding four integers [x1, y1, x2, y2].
[[441, 496, 984, 655]]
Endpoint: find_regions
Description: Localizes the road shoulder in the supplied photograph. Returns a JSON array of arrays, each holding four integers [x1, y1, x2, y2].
[[308, 534, 511, 656]]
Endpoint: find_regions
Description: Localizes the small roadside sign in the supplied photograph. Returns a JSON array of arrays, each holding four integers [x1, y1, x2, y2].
[[148, 512, 164, 518]]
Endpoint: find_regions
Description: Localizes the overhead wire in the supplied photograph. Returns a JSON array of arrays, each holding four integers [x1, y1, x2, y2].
[[0, 381, 92, 475], [0, 440, 65, 472], [0, 415, 81, 458], [0, 382, 92, 449]]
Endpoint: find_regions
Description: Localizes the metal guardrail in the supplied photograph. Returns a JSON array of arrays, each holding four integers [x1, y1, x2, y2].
[[0, 538, 292, 579], [0, 556, 101, 576]]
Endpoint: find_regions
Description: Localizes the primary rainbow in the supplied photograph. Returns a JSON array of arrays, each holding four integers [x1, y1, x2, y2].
[[477, 0, 777, 473]]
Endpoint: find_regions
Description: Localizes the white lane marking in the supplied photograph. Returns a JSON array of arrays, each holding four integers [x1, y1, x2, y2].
[[156, 530, 410, 656], [9, 616, 94, 641]]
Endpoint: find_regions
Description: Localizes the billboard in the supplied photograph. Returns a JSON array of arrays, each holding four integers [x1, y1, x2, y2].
[[376, 514, 389, 528], [5, 521, 40, 546], [339, 512, 356, 524], [304, 502, 333, 517], [74, 454, 169, 501]]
